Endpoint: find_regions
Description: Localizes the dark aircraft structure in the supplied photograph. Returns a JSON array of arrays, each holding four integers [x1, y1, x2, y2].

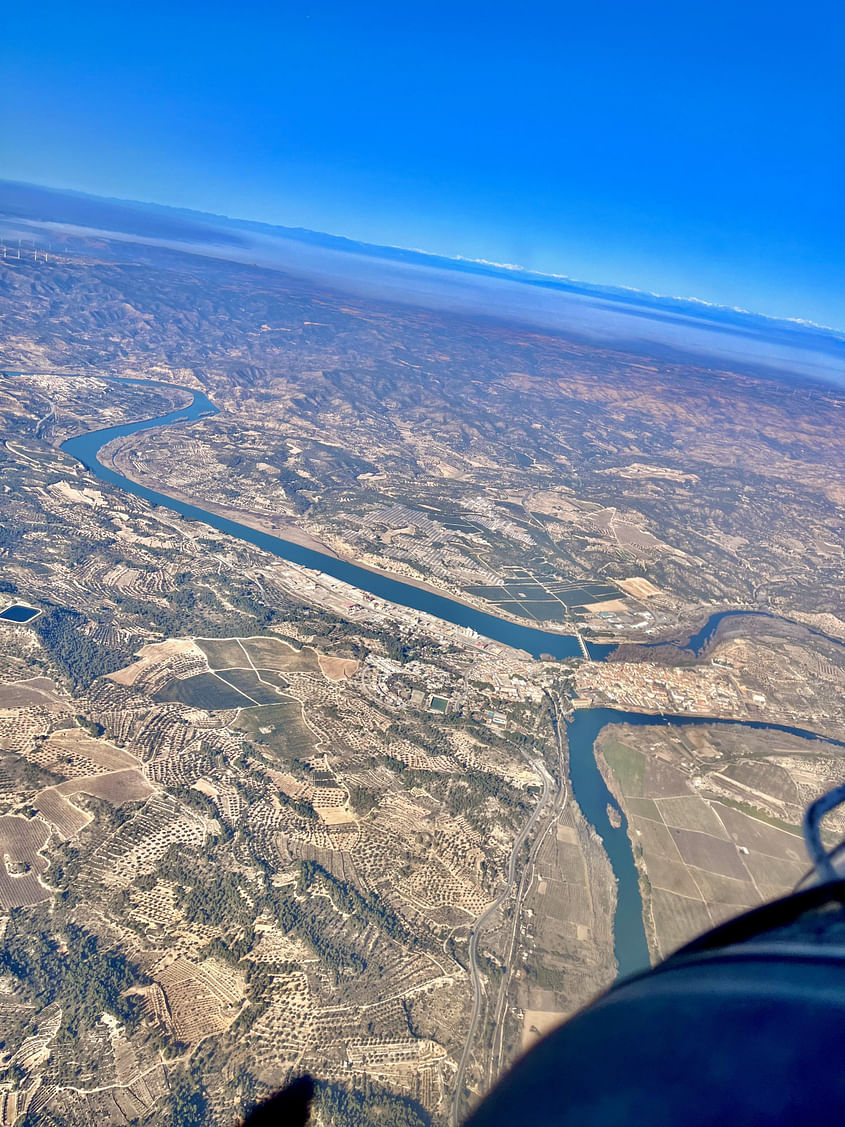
[[247, 783, 845, 1126]]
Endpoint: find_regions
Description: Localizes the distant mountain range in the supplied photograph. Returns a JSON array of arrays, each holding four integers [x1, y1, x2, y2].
[[2, 179, 844, 385]]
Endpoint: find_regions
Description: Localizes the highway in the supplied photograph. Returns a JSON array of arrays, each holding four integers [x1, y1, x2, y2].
[[486, 692, 568, 1084], [450, 743, 554, 1126]]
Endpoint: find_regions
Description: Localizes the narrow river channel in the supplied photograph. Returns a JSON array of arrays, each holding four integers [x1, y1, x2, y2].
[[58, 380, 843, 977]]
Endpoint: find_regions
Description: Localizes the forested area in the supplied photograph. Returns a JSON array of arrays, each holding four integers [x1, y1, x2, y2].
[[36, 606, 130, 689], [0, 918, 147, 1036], [298, 860, 412, 946], [313, 1079, 430, 1127]]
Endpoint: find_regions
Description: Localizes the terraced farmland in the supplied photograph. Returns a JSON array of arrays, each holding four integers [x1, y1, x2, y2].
[[0, 815, 51, 909]]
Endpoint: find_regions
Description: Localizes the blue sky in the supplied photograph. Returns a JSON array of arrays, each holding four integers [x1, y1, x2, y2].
[[3, 1, 844, 326]]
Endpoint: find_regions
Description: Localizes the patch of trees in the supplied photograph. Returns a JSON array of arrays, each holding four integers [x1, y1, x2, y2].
[[199, 933, 255, 965], [278, 791, 318, 821], [383, 636, 418, 665], [20, 757, 60, 789], [22, 1110, 71, 1127], [75, 714, 104, 737], [475, 950, 505, 980], [313, 1079, 430, 1127], [159, 1063, 208, 1127], [276, 465, 313, 513], [444, 936, 467, 971], [0, 920, 147, 1035], [298, 861, 411, 946], [109, 592, 265, 642], [447, 769, 526, 814], [244, 960, 300, 1001], [36, 606, 130, 689], [0, 521, 22, 555], [525, 964, 568, 990], [157, 847, 257, 931], [274, 889, 366, 976], [48, 843, 82, 900], [170, 784, 234, 840], [378, 754, 410, 775], [347, 784, 376, 815]]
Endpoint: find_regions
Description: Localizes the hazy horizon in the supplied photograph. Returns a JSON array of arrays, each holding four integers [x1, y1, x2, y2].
[[4, 178, 845, 388], [8, 176, 845, 336]]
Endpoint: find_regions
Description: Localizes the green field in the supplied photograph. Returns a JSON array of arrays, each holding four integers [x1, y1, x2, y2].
[[195, 637, 248, 669], [214, 668, 282, 705], [601, 738, 645, 797], [234, 701, 316, 760], [713, 796, 803, 839], [197, 635, 322, 677], [154, 672, 253, 710], [251, 669, 290, 692]]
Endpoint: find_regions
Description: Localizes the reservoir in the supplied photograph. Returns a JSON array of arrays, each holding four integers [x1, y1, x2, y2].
[[58, 380, 840, 977], [0, 603, 41, 623]]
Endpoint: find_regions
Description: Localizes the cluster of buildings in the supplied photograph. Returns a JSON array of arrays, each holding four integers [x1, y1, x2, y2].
[[574, 660, 747, 716]]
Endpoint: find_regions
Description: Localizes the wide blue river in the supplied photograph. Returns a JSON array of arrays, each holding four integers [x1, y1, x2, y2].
[[62, 384, 614, 660], [59, 380, 842, 977]]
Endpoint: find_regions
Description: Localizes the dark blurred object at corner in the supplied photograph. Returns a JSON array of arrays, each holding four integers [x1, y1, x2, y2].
[[244, 1075, 313, 1126]]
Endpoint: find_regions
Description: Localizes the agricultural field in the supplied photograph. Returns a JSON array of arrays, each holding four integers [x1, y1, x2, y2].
[[596, 723, 845, 958], [234, 700, 316, 761], [467, 570, 621, 624], [0, 815, 52, 910], [197, 635, 323, 675], [154, 671, 255, 710]]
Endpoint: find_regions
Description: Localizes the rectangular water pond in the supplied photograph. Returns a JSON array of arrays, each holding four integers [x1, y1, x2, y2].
[[0, 604, 41, 623]]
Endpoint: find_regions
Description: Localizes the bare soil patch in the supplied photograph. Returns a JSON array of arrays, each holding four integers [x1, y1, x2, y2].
[[521, 1009, 566, 1052], [46, 728, 138, 771], [110, 639, 201, 686], [318, 655, 359, 681], [315, 806, 356, 826], [241, 637, 322, 673], [0, 682, 63, 708], [582, 598, 630, 613], [668, 827, 749, 880], [618, 577, 661, 599], [58, 768, 155, 806], [712, 802, 805, 861]]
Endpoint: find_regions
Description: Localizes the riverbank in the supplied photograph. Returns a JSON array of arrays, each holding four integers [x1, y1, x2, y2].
[[95, 416, 590, 642], [60, 387, 596, 661]]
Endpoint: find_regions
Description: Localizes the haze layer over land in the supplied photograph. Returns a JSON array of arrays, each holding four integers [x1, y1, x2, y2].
[[4, 181, 845, 387]]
